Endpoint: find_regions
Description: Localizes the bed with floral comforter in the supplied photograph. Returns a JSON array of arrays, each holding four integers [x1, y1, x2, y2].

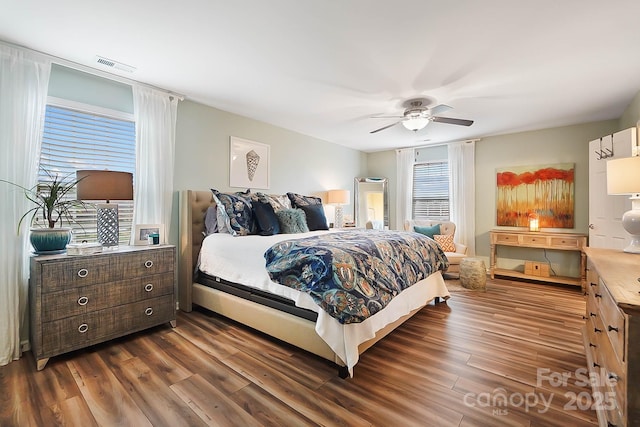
[[264, 229, 449, 324]]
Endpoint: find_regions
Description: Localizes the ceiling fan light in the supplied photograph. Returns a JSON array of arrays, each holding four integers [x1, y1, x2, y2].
[[402, 117, 429, 131]]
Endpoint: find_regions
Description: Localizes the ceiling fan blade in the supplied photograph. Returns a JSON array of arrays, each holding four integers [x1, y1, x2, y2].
[[431, 116, 474, 126], [429, 104, 452, 116], [370, 115, 404, 119], [370, 121, 401, 134]]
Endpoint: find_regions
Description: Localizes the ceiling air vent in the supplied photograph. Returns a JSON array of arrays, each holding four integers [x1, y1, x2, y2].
[[95, 56, 136, 73]]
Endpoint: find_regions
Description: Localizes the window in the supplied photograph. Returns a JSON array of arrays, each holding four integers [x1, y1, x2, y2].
[[38, 101, 135, 244], [412, 160, 450, 220]]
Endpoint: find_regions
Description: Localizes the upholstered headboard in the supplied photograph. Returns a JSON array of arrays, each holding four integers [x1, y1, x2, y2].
[[178, 190, 215, 311]]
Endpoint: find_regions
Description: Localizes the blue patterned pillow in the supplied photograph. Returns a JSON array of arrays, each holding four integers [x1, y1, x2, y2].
[[212, 189, 255, 236], [287, 192, 322, 208], [276, 208, 309, 234]]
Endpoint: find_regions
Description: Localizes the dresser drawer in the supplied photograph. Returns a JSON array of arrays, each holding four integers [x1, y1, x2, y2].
[[520, 235, 548, 247], [40, 257, 112, 291], [493, 233, 518, 245], [41, 295, 175, 356], [598, 280, 626, 363], [41, 273, 174, 322], [549, 236, 582, 249], [111, 248, 175, 279]]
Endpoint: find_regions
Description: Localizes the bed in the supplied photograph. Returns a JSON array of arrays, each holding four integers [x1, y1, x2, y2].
[[178, 190, 451, 377]]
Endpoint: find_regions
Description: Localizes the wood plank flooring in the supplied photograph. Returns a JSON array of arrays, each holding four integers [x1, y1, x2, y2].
[[0, 278, 598, 426]]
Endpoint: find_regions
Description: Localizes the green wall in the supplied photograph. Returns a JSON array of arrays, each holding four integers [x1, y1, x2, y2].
[[171, 100, 367, 243]]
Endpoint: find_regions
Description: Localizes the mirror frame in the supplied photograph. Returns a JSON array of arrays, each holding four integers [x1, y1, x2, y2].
[[354, 177, 389, 229]]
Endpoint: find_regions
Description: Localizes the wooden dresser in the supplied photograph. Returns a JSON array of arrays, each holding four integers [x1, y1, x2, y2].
[[30, 245, 176, 370], [489, 229, 587, 288], [584, 247, 640, 427]]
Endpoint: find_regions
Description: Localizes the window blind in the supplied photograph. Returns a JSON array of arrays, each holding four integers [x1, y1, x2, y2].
[[412, 161, 450, 220], [39, 105, 136, 244]]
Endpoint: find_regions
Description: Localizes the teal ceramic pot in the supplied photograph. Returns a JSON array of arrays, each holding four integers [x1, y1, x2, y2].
[[30, 227, 72, 254]]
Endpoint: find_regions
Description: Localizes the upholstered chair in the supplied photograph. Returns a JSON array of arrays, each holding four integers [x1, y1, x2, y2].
[[404, 219, 468, 277]]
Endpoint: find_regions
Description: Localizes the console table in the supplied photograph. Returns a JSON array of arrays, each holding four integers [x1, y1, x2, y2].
[[489, 230, 587, 289]]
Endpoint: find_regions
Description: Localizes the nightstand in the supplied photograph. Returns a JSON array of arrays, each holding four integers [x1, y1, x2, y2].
[[29, 245, 176, 370]]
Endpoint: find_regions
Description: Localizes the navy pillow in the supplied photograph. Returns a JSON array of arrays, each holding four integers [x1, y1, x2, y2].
[[299, 204, 328, 231], [413, 224, 441, 239], [253, 201, 280, 236], [286, 192, 322, 208]]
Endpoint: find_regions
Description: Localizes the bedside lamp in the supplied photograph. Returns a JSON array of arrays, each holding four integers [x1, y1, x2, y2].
[[76, 170, 133, 248], [327, 189, 350, 228], [606, 156, 640, 253]]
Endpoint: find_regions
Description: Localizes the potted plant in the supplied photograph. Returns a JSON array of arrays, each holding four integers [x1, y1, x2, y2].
[[1, 169, 89, 253]]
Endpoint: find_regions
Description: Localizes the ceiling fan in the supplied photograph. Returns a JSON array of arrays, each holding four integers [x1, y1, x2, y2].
[[370, 98, 474, 134]]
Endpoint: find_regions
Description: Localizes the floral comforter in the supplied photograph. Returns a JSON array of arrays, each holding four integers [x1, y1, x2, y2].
[[264, 230, 449, 324]]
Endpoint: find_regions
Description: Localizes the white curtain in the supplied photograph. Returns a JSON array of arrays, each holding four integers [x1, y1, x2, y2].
[[448, 140, 476, 255], [131, 86, 178, 243], [0, 45, 51, 365], [395, 148, 415, 230]]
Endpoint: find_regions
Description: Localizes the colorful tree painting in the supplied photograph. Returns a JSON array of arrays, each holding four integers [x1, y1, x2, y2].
[[496, 163, 574, 228]]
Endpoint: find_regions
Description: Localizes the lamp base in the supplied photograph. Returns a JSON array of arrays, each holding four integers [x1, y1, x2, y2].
[[334, 205, 344, 229], [622, 203, 640, 254], [97, 203, 119, 247]]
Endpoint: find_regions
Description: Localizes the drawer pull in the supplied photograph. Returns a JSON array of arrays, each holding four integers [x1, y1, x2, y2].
[[589, 342, 597, 348], [77, 268, 89, 278], [593, 362, 600, 368], [144, 283, 154, 292], [594, 327, 602, 333], [78, 323, 89, 333], [144, 260, 154, 268], [607, 423, 617, 427], [607, 325, 619, 332], [608, 372, 620, 382], [145, 307, 153, 316], [590, 282, 596, 287], [590, 312, 597, 317], [595, 293, 602, 298], [77, 296, 89, 306]]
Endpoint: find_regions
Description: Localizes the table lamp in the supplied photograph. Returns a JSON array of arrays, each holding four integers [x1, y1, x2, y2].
[[76, 170, 133, 247], [327, 189, 350, 228], [606, 156, 640, 253]]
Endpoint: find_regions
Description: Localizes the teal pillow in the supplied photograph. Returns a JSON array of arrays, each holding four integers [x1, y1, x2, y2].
[[413, 224, 441, 239], [276, 208, 310, 234]]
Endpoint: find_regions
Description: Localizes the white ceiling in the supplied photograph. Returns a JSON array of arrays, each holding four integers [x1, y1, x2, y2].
[[2, 1, 640, 152]]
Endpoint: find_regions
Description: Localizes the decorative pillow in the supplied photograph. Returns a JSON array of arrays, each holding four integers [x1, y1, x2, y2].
[[266, 193, 292, 211], [211, 189, 255, 236], [299, 203, 329, 231], [413, 224, 441, 239], [434, 234, 456, 252], [287, 192, 322, 208], [203, 206, 218, 236], [276, 208, 310, 234], [252, 200, 280, 236]]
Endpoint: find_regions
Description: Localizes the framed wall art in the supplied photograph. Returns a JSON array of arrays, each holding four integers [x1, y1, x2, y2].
[[496, 163, 575, 228], [229, 136, 270, 189]]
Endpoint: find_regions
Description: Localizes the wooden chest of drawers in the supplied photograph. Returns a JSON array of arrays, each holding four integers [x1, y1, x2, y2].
[[584, 248, 640, 427], [30, 245, 176, 370]]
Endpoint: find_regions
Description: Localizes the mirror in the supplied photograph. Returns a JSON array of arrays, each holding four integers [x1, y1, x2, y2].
[[354, 177, 389, 229]]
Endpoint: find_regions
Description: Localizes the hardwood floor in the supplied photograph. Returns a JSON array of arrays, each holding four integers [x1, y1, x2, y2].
[[0, 277, 598, 426]]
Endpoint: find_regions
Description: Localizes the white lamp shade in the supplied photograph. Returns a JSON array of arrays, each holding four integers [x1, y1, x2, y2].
[[327, 189, 350, 205], [607, 156, 640, 195]]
